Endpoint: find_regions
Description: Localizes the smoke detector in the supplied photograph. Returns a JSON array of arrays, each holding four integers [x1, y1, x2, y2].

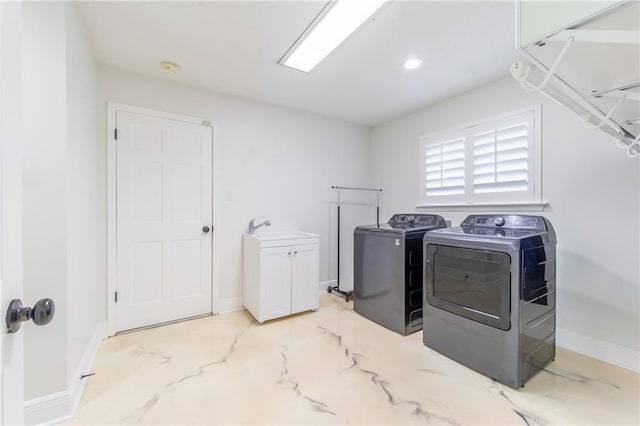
[[160, 61, 181, 73]]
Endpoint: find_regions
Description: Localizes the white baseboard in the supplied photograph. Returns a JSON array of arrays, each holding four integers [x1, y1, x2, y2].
[[217, 297, 243, 314], [557, 327, 640, 373], [219, 281, 338, 315], [68, 322, 107, 415], [24, 391, 70, 426], [219, 282, 336, 316], [24, 322, 107, 425], [319, 280, 337, 294]]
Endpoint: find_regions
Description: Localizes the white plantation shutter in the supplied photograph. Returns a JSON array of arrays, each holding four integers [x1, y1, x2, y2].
[[473, 121, 529, 194], [424, 138, 465, 196], [419, 107, 540, 205]]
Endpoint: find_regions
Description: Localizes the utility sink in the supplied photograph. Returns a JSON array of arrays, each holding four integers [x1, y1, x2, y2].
[[250, 231, 317, 240], [244, 231, 319, 248], [243, 230, 320, 323]]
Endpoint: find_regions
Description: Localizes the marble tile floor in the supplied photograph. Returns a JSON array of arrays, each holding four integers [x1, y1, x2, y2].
[[67, 295, 639, 425]]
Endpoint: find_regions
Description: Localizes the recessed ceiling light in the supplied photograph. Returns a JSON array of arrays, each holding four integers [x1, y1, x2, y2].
[[403, 58, 423, 70], [280, 0, 389, 73], [160, 61, 181, 73]]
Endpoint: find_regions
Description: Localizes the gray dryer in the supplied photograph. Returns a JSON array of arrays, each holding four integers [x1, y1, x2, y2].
[[423, 215, 557, 388]]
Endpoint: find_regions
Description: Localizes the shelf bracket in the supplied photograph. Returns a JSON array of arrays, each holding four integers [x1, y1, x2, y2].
[[550, 30, 640, 45], [580, 95, 626, 129], [624, 134, 640, 158], [591, 82, 640, 102], [514, 37, 575, 93]]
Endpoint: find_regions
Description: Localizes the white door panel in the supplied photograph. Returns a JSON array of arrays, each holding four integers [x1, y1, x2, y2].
[[130, 241, 163, 304], [175, 239, 202, 298], [175, 165, 202, 222], [291, 244, 319, 314], [116, 111, 213, 332]]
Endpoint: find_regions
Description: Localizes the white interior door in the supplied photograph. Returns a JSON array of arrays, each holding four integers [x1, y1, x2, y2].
[[1, 1, 25, 423], [116, 110, 213, 332]]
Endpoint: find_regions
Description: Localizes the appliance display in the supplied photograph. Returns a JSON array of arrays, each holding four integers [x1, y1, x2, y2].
[[354, 214, 447, 335], [423, 215, 557, 388]]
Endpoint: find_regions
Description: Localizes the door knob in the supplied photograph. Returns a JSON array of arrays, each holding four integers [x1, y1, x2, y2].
[[202, 226, 210, 233], [5, 298, 55, 333]]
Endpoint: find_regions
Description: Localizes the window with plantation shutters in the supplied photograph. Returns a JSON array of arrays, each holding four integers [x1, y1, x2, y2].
[[473, 122, 529, 194], [425, 137, 465, 197], [419, 107, 541, 206]]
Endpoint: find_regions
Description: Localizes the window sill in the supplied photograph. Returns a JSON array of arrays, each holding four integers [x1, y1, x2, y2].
[[416, 202, 549, 212]]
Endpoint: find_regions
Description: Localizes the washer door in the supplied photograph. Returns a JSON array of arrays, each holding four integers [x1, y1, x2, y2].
[[425, 244, 511, 330]]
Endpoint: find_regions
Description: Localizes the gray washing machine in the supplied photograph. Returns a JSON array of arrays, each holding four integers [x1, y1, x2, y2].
[[354, 214, 447, 335], [423, 215, 557, 388]]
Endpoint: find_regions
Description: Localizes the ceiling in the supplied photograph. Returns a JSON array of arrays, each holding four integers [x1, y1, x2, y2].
[[78, 0, 518, 126]]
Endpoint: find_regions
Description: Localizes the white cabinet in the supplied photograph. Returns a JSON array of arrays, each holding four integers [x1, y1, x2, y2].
[[243, 232, 319, 323]]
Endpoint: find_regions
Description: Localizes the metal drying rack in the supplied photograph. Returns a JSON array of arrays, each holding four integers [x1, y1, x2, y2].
[[329, 185, 383, 301]]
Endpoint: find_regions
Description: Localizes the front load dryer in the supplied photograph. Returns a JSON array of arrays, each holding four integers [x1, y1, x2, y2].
[[423, 215, 557, 388]]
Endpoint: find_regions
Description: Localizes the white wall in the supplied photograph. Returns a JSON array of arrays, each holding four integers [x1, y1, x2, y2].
[[371, 76, 640, 371], [65, 0, 104, 407], [97, 66, 372, 310]]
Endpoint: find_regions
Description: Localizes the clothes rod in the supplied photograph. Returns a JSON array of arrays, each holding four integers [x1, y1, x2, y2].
[[329, 185, 383, 302], [332, 185, 382, 192]]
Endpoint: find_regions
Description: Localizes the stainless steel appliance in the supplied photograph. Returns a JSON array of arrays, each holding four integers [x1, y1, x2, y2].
[[423, 215, 557, 388], [354, 214, 447, 335]]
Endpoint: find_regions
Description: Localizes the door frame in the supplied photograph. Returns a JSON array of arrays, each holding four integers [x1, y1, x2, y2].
[[106, 103, 220, 336]]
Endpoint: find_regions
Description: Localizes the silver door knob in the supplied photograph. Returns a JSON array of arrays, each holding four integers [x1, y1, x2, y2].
[[202, 226, 210, 233], [5, 298, 55, 333]]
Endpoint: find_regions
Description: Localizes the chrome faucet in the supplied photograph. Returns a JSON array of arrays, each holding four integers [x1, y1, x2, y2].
[[248, 219, 271, 234]]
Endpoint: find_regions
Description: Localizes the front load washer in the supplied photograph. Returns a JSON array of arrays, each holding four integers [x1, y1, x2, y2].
[[354, 214, 447, 335], [423, 215, 557, 388]]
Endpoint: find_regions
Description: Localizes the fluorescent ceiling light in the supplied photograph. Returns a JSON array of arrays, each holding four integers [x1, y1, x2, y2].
[[403, 58, 423, 70], [281, 0, 389, 73]]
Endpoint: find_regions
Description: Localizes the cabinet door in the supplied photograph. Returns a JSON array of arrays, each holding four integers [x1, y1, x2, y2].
[[291, 244, 319, 314], [260, 246, 292, 321]]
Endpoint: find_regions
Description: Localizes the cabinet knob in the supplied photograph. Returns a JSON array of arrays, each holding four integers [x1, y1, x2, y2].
[[294, 251, 298, 255]]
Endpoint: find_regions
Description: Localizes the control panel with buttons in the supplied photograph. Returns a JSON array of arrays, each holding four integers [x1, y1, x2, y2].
[[460, 215, 545, 230], [388, 214, 438, 227]]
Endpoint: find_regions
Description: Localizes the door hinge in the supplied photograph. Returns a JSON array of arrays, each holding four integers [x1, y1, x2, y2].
[[114, 291, 118, 303], [114, 128, 118, 140]]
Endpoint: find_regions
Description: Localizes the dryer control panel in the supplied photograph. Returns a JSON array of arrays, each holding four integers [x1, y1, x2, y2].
[[461, 215, 547, 231]]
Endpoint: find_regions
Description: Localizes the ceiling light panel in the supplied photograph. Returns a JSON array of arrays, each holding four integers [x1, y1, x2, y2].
[[281, 0, 389, 73]]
